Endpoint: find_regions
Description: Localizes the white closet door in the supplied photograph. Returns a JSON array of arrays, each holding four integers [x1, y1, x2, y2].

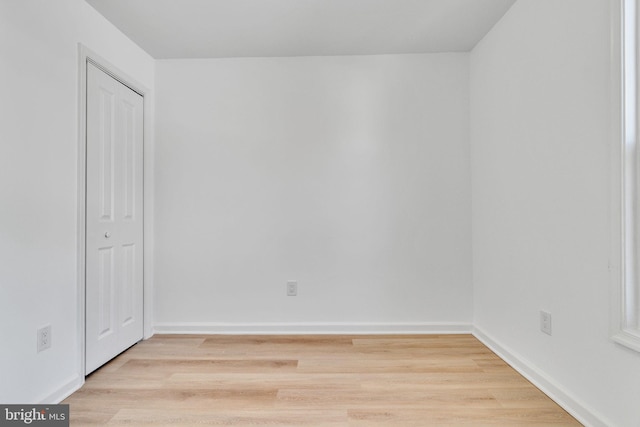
[[85, 63, 144, 374]]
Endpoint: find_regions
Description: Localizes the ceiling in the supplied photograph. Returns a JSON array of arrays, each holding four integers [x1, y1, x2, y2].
[[85, 0, 517, 59]]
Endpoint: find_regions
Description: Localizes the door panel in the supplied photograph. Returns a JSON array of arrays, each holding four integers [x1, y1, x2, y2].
[[98, 87, 114, 222], [86, 63, 143, 375], [97, 246, 114, 338], [122, 100, 136, 221]]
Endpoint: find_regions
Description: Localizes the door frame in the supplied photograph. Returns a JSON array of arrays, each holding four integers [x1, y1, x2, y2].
[[76, 44, 153, 378]]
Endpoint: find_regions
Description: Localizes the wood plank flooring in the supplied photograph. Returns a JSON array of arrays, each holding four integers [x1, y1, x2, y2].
[[63, 334, 581, 426]]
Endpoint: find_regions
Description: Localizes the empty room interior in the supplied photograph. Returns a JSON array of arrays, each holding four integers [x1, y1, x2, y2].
[[1, 0, 640, 425]]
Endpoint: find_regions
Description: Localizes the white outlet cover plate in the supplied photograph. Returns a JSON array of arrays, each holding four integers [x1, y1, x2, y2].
[[540, 311, 552, 335], [287, 281, 297, 296], [37, 325, 51, 352]]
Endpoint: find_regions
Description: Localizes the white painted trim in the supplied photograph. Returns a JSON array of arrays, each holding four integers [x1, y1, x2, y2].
[[37, 374, 83, 404], [612, 328, 640, 352], [80, 46, 149, 96], [154, 322, 473, 335], [75, 44, 88, 391], [142, 93, 155, 340], [610, 0, 625, 345], [77, 44, 154, 382], [610, 0, 640, 352], [473, 327, 611, 427]]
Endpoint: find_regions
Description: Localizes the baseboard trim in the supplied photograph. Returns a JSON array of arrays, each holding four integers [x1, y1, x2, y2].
[[38, 373, 83, 404], [154, 322, 472, 335], [472, 326, 610, 427]]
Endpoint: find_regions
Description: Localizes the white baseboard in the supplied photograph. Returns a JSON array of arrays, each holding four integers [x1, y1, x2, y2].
[[38, 373, 83, 404], [472, 326, 610, 427], [153, 321, 472, 335]]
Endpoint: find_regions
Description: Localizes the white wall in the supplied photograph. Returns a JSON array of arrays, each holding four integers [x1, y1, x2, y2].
[[470, 1, 640, 426], [154, 54, 472, 331], [0, 0, 154, 403], [11, 2, 637, 423]]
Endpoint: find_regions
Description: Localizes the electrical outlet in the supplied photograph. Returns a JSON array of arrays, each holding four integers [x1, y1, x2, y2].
[[540, 311, 552, 335], [287, 281, 297, 296], [37, 325, 52, 352]]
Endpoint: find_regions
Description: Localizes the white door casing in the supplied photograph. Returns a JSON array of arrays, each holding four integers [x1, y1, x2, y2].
[[85, 62, 144, 374]]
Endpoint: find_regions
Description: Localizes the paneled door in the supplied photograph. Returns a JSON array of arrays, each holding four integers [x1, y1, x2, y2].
[[85, 62, 144, 374]]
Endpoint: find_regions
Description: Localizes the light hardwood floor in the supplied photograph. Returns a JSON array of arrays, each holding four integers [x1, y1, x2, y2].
[[63, 334, 581, 426]]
